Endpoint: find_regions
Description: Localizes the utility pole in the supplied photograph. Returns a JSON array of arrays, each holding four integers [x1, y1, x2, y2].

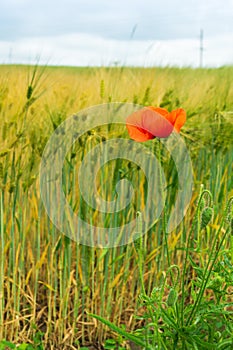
[[199, 29, 204, 68]]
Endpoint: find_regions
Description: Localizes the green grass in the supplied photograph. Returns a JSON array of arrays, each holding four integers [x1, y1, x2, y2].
[[0, 64, 232, 349]]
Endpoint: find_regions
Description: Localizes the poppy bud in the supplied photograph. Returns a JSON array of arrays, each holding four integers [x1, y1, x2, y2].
[[201, 207, 213, 229], [167, 288, 178, 307]]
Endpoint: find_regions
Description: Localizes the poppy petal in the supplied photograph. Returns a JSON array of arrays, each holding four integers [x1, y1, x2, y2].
[[148, 106, 169, 118], [126, 106, 186, 141], [141, 108, 173, 138], [126, 107, 174, 141], [126, 110, 154, 142], [170, 108, 186, 132], [126, 124, 154, 142]]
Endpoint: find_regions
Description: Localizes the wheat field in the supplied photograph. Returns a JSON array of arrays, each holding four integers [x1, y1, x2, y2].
[[0, 64, 233, 349]]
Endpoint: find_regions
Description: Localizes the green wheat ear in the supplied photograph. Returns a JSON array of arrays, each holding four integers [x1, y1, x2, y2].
[[201, 207, 214, 229], [0, 163, 3, 188], [133, 211, 143, 254], [2, 122, 7, 141], [27, 85, 33, 100], [100, 79, 105, 99], [133, 94, 138, 104], [142, 86, 151, 106], [225, 197, 233, 226]]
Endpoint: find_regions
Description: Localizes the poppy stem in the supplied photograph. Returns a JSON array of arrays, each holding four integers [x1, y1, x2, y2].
[[157, 141, 171, 272]]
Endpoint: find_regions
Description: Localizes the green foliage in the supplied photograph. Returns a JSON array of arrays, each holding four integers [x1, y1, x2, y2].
[[90, 193, 233, 349], [104, 338, 127, 349], [0, 334, 44, 350]]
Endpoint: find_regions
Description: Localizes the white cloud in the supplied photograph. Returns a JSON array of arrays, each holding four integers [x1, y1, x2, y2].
[[0, 32, 232, 67], [1, 0, 233, 42]]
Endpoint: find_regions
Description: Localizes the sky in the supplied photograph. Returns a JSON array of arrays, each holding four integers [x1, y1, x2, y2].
[[0, 0, 233, 67]]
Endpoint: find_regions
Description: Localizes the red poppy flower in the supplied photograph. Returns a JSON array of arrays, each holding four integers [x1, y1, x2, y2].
[[126, 106, 186, 142]]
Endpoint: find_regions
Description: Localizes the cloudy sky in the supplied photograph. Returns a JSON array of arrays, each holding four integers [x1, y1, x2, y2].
[[1, 0, 233, 67]]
